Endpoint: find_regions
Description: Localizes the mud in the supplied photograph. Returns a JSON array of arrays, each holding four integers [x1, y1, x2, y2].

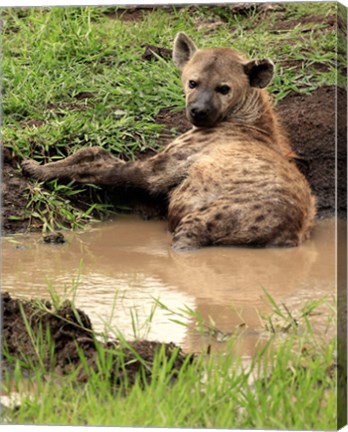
[[102, 6, 155, 22], [43, 232, 66, 244], [277, 86, 346, 217], [2, 148, 32, 234], [20, 119, 46, 129], [2, 291, 192, 385], [141, 44, 172, 62], [271, 14, 338, 32]]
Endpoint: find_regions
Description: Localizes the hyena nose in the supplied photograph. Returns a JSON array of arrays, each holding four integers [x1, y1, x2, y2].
[[190, 107, 209, 122]]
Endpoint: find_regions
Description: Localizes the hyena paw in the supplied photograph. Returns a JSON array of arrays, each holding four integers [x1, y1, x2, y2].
[[171, 233, 200, 252], [21, 159, 46, 180]]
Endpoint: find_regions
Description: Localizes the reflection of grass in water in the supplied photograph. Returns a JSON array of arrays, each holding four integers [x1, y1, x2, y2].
[[258, 288, 336, 335], [2, 286, 338, 429], [155, 289, 336, 345], [45, 264, 159, 342]]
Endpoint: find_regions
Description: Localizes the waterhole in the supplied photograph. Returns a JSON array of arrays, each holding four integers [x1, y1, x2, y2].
[[2, 217, 341, 356]]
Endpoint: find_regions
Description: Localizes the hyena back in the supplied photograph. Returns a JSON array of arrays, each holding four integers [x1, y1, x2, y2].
[[22, 32, 316, 251]]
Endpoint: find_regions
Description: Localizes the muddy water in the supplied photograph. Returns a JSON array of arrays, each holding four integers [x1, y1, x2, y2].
[[2, 217, 340, 356]]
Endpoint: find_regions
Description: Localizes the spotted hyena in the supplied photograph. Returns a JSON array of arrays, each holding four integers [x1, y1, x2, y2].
[[22, 32, 316, 251]]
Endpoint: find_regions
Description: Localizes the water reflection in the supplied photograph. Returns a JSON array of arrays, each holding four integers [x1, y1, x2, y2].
[[2, 216, 338, 355]]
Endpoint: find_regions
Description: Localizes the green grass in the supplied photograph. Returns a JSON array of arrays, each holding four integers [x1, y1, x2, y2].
[[23, 178, 114, 231], [2, 291, 338, 429], [2, 342, 337, 428], [1, 3, 340, 231]]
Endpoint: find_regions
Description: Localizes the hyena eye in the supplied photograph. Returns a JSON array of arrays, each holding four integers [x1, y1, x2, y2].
[[217, 85, 230, 95], [188, 80, 198, 89]]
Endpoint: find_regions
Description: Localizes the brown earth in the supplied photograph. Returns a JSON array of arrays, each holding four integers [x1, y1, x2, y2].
[[141, 44, 172, 62], [277, 86, 346, 218], [2, 85, 346, 234], [2, 291, 193, 386], [199, 4, 343, 36], [2, 147, 32, 233], [102, 6, 158, 22], [271, 14, 338, 32]]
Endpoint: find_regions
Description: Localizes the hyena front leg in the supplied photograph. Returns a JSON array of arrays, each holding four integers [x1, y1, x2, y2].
[[22, 147, 124, 183], [22, 146, 194, 193]]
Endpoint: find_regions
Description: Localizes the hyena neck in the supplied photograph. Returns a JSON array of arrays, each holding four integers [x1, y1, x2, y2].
[[226, 89, 294, 157], [226, 88, 264, 124]]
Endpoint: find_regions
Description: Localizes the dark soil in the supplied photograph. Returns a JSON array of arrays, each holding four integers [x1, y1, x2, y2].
[[103, 6, 154, 22], [73, 91, 96, 100], [227, 2, 286, 16], [2, 86, 345, 234], [141, 44, 172, 62], [277, 86, 346, 218], [155, 106, 191, 145], [43, 232, 66, 244], [20, 119, 46, 129], [1, 147, 32, 233], [271, 14, 337, 32], [2, 291, 193, 386]]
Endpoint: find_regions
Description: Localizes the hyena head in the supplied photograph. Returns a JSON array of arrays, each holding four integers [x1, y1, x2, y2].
[[173, 32, 274, 128]]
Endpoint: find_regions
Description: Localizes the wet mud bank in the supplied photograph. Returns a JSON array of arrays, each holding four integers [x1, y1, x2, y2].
[[2, 292, 192, 385], [277, 86, 347, 218], [2, 85, 346, 234]]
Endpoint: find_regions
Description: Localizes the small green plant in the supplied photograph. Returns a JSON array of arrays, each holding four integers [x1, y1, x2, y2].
[[128, 302, 158, 341], [259, 288, 331, 335], [24, 179, 112, 232]]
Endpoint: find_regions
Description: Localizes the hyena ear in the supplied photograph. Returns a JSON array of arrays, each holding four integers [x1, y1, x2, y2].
[[243, 59, 274, 88], [173, 32, 198, 70]]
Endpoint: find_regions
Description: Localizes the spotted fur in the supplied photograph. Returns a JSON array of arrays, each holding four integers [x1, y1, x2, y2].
[[22, 33, 316, 251]]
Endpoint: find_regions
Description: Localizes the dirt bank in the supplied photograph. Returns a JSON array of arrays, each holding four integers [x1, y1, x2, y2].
[[277, 86, 346, 218], [2, 292, 192, 385], [2, 86, 346, 234]]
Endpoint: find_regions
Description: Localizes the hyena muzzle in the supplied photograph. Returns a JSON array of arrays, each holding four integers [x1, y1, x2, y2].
[[22, 32, 316, 251]]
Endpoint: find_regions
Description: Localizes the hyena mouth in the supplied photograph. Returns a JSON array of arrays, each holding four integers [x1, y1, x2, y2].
[[186, 107, 219, 128]]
